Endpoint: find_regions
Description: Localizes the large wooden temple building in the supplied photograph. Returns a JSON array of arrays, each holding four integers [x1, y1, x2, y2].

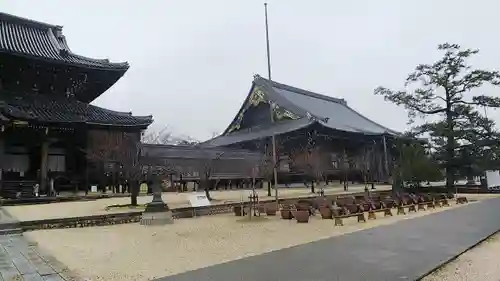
[[0, 12, 152, 197], [203, 75, 400, 184]]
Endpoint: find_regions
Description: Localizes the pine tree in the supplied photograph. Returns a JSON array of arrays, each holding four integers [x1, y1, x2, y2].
[[375, 43, 500, 190]]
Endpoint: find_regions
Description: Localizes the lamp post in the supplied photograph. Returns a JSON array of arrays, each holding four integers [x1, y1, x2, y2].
[[140, 166, 173, 225]]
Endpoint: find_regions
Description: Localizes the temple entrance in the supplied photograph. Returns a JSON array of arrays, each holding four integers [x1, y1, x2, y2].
[[0, 125, 86, 197]]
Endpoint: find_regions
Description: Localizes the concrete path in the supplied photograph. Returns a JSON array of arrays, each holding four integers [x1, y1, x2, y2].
[[0, 234, 79, 281], [157, 198, 500, 281]]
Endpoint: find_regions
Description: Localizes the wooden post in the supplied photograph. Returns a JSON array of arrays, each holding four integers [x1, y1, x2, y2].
[[0, 138, 3, 194], [382, 135, 389, 182], [40, 141, 49, 194]]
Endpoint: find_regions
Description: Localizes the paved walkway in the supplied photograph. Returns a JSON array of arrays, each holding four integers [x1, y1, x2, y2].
[[157, 198, 500, 281], [0, 234, 79, 281]]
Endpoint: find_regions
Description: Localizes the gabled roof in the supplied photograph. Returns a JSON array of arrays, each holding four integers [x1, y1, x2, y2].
[[206, 75, 399, 147], [0, 90, 153, 128], [0, 12, 129, 70]]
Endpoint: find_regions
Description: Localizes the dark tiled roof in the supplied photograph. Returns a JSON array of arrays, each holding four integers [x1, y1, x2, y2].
[[261, 76, 399, 135], [222, 75, 399, 137], [0, 12, 129, 70], [203, 118, 313, 147], [0, 91, 152, 127]]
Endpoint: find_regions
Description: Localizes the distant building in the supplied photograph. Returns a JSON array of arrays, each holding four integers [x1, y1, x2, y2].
[[203, 74, 400, 184], [0, 12, 152, 197], [139, 144, 264, 190]]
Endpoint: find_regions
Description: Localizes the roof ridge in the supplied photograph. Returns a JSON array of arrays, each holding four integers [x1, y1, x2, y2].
[[0, 12, 61, 31], [256, 75, 347, 105]]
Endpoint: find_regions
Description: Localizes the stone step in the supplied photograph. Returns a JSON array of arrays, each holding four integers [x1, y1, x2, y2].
[[0, 227, 22, 235], [0, 221, 21, 230]]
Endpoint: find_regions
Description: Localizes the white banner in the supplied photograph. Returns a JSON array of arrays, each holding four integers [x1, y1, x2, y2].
[[486, 170, 500, 188]]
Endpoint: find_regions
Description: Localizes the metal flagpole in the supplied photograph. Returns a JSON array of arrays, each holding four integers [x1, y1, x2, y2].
[[264, 2, 280, 206]]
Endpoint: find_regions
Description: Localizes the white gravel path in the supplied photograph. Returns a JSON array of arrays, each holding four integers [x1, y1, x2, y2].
[[423, 231, 500, 281], [24, 199, 476, 281]]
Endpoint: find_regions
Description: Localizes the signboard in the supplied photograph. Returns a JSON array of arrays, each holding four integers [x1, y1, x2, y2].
[[91, 185, 98, 193], [188, 192, 211, 208], [486, 170, 500, 189]]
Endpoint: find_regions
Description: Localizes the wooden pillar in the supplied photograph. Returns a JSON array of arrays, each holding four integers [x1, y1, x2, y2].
[[382, 135, 389, 181], [40, 141, 49, 193], [0, 137, 3, 193]]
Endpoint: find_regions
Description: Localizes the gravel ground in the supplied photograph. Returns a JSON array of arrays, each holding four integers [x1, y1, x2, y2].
[[423, 231, 500, 281], [5, 184, 390, 221], [24, 199, 477, 281]]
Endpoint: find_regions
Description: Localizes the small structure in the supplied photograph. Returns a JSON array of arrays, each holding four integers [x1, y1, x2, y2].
[[138, 144, 264, 190], [140, 167, 173, 225], [138, 144, 264, 224], [248, 191, 260, 217]]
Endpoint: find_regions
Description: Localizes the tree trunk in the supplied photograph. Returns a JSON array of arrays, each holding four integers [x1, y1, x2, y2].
[[267, 181, 272, 196], [311, 180, 315, 193], [445, 92, 455, 192], [202, 180, 213, 201], [130, 180, 139, 206]]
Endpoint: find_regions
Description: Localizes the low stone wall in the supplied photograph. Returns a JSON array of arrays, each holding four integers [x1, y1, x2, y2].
[[19, 191, 389, 232], [1, 193, 130, 206]]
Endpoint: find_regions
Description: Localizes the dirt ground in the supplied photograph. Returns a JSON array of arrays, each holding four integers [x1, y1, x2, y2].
[[25, 194, 498, 281]]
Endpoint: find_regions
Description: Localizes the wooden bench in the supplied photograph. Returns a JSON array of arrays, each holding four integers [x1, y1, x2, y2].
[[420, 194, 436, 209], [433, 194, 450, 207], [333, 204, 366, 226], [395, 196, 417, 215], [367, 201, 393, 220]]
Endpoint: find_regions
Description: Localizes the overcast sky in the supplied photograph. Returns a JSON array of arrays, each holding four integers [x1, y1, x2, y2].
[[2, 0, 500, 141]]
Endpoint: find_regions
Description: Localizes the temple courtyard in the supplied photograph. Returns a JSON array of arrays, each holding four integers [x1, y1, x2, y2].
[[4, 184, 390, 221], [17, 193, 500, 281]]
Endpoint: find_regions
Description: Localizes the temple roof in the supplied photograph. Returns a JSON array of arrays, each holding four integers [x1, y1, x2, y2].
[[0, 12, 129, 70], [204, 75, 399, 147], [0, 91, 153, 128]]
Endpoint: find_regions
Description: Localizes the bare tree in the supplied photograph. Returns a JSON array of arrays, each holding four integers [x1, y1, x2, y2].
[[292, 145, 328, 193], [85, 130, 144, 205], [195, 151, 224, 201], [259, 144, 276, 196], [142, 126, 200, 145]]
